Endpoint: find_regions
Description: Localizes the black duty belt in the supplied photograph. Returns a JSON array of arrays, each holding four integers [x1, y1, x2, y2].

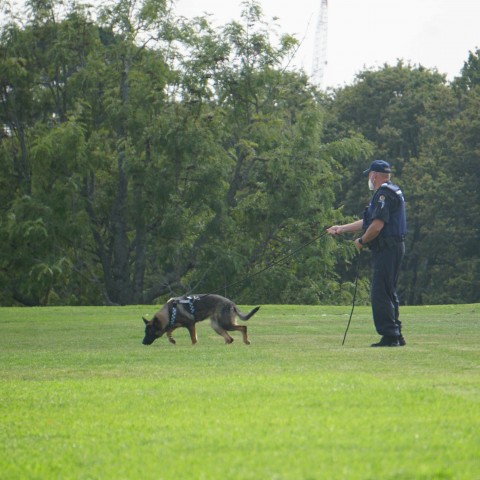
[[370, 235, 405, 250]]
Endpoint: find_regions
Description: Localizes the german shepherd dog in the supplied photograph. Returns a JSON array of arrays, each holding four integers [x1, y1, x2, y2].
[[142, 294, 260, 346]]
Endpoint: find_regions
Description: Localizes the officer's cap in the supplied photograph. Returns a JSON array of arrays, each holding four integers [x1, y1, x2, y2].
[[363, 160, 392, 176]]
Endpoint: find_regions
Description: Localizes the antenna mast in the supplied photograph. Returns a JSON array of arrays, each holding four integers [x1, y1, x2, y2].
[[311, 0, 329, 88]]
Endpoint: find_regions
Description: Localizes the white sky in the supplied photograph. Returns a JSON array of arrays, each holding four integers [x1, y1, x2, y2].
[[175, 0, 480, 88], [4, 0, 479, 88]]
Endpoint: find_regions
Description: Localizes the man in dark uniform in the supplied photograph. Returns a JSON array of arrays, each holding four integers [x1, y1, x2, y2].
[[326, 160, 407, 347]]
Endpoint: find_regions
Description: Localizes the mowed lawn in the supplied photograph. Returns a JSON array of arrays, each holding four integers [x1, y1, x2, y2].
[[0, 303, 479, 480]]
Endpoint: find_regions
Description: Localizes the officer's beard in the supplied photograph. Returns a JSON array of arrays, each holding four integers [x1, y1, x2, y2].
[[368, 178, 375, 190]]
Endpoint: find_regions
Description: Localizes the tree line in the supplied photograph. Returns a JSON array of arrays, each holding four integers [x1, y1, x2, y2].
[[0, 0, 479, 306]]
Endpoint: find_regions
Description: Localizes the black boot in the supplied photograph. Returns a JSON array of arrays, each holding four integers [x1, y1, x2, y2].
[[396, 319, 406, 346], [371, 335, 401, 347]]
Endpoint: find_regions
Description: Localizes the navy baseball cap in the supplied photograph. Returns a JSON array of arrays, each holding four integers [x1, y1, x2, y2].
[[363, 160, 392, 176]]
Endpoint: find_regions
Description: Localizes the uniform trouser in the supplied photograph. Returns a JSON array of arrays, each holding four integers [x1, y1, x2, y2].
[[370, 241, 405, 337]]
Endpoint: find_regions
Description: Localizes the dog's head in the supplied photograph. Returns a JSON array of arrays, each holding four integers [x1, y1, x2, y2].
[[142, 316, 165, 345]]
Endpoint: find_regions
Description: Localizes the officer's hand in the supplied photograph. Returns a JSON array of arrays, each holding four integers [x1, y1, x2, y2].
[[354, 238, 364, 252], [326, 225, 343, 236]]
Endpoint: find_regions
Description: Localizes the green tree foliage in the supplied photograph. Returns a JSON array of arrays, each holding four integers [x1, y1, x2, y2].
[[181, 3, 344, 304], [0, 0, 356, 306], [0, 3, 97, 305], [410, 49, 480, 304]]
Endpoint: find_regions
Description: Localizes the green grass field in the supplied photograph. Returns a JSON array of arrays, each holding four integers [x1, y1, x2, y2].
[[1, 303, 479, 479]]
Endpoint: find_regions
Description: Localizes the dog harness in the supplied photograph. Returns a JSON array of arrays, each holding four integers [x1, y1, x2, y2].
[[168, 296, 198, 328]]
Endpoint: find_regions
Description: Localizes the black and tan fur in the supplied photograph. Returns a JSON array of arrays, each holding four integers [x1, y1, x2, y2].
[[142, 294, 260, 345]]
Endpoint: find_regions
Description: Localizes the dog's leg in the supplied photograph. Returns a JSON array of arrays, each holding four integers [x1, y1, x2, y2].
[[166, 327, 178, 344], [211, 321, 234, 344], [229, 325, 250, 345], [223, 323, 250, 344], [215, 308, 250, 344], [186, 324, 198, 345]]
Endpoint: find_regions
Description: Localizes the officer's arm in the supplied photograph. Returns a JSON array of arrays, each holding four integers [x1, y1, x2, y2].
[[355, 219, 384, 250], [361, 219, 384, 243], [326, 219, 363, 235]]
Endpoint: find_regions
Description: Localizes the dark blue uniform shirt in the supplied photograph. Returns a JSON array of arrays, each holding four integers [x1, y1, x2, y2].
[[363, 182, 407, 238]]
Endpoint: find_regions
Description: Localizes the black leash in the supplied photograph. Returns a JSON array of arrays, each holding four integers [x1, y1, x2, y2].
[[342, 259, 360, 346], [209, 230, 330, 296]]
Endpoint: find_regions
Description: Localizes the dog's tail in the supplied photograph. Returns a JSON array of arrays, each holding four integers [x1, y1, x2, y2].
[[235, 305, 260, 321]]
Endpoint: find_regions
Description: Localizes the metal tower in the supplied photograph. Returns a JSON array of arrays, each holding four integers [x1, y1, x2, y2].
[[311, 0, 328, 88]]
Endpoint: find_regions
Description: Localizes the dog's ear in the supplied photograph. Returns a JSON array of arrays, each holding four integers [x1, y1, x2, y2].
[[142, 316, 149, 325]]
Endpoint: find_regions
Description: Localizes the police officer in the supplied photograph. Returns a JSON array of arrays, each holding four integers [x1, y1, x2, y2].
[[327, 160, 407, 347]]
